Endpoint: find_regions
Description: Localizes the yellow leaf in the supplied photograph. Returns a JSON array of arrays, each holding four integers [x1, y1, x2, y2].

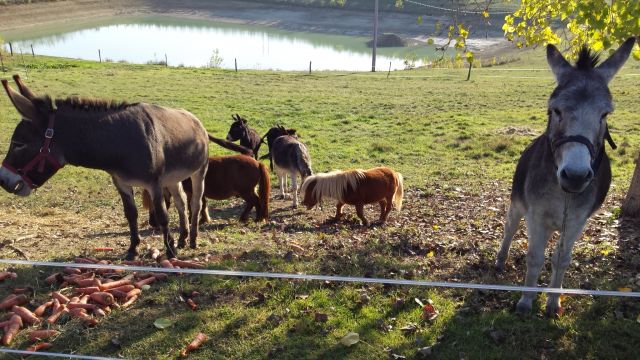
[[600, 249, 611, 256], [432, 224, 439, 230], [427, 251, 435, 258], [559, 294, 568, 302], [482, 10, 489, 18], [618, 287, 632, 292]]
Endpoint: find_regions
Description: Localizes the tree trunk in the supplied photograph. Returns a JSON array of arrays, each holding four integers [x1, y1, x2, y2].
[[621, 153, 640, 218]]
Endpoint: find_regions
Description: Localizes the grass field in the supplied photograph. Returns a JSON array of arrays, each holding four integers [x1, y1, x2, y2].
[[0, 51, 640, 359]]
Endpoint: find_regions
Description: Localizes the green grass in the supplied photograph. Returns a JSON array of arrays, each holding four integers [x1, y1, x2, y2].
[[0, 52, 640, 359]]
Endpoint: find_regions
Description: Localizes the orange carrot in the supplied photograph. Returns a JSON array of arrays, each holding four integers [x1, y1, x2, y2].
[[75, 278, 101, 288], [0, 272, 17, 281], [68, 303, 98, 311], [69, 308, 98, 327], [170, 259, 205, 269], [74, 257, 98, 264], [109, 290, 128, 300], [152, 273, 169, 281], [1, 314, 23, 345], [135, 276, 156, 289], [28, 329, 59, 342], [44, 272, 63, 285], [99, 279, 132, 291], [12, 305, 41, 325], [33, 301, 53, 317], [26, 342, 53, 352], [46, 304, 67, 325], [79, 295, 90, 304], [123, 260, 145, 266], [107, 285, 135, 293], [159, 259, 174, 268], [180, 332, 208, 357], [13, 287, 34, 295], [94, 247, 114, 252], [122, 295, 137, 308], [63, 267, 82, 275], [89, 292, 115, 306], [186, 298, 197, 311], [93, 308, 107, 317], [126, 289, 141, 299], [51, 292, 70, 304], [74, 287, 101, 295], [0, 294, 27, 310]]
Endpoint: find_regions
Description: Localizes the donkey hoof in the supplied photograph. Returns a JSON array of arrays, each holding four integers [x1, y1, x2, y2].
[[189, 241, 197, 249], [125, 251, 139, 261], [515, 300, 532, 315], [177, 240, 186, 249], [495, 261, 505, 273]]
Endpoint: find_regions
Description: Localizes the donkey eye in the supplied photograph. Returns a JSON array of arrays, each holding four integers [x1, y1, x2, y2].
[[553, 108, 562, 121], [600, 112, 609, 121]]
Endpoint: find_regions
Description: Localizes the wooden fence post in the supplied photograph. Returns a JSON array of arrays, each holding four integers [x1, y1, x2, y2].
[[30, 44, 34, 57], [235, 58, 238, 72], [309, 61, 312, 74], [387, 61, 391, 79], [165, 54, 168, 67], [98, 49, 102, 63], [9, 42, 13, 56]]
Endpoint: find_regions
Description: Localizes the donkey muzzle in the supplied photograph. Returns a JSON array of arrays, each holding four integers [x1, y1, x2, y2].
[[559, 166, 594, 193]]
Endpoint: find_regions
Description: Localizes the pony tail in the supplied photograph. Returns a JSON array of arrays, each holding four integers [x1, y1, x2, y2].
[[257, 162, 271, 220], [393, 172, 404, 211]]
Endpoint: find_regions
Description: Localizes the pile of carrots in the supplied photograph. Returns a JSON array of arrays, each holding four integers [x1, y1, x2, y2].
[[0, 250, 207, 354]]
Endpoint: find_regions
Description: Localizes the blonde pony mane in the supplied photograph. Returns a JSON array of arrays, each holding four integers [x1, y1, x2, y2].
[[300, 169, 366, 203]]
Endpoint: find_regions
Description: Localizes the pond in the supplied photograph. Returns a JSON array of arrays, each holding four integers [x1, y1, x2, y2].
[[1, 16, 439, 71]]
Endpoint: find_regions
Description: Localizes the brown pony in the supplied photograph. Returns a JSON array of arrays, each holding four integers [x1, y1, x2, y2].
[[300, 166, 403, 226], [144, 155, 270, 223]]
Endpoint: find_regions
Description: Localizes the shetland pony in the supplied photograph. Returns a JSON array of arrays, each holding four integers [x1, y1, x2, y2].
[[144, 155, 270, 224], [300, 166, 403, 226], [262, 126, 312, 207], [226, 114, 263, 159], [496, 38, 636, 316]]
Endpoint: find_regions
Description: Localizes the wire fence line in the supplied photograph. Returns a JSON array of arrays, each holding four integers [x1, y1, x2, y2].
[[1, 259, 639, 298]]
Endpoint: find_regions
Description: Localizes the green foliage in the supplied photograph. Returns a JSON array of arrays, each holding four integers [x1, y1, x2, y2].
[[503, 0, 640, 59]]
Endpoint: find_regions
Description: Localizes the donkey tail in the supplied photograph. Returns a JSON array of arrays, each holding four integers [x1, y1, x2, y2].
[[393, 172, 404, 211], [295, 144, 313, 178], [257, 162, 271, 220], [208, 134, 254, 156]]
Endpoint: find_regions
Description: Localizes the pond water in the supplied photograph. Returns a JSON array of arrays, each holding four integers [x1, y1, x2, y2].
[[1, 16, 438, 71]]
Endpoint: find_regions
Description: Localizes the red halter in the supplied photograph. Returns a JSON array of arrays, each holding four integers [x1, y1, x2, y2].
[[1, 114, 64, 190]]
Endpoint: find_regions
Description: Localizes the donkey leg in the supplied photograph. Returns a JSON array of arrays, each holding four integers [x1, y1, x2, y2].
[[278, 174, 286, 199], [149, 184, 176, 259], [355, 204, 369, 226], [113, 177, 141, 260], [189, 166, 207, 249], [291, 172, 298, 207], [166, 182, 189, 249], [546, 219, 586, 317], [516, 214, 553, 314], [496, 202, 524, 271]]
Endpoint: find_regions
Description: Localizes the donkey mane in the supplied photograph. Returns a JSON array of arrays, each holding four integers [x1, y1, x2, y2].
[[301, 169, 366, 203], [55, 97, 137, 112], [575, 47, 601, 70]]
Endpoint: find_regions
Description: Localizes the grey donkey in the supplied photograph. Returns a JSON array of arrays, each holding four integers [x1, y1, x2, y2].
[[261, 126, 313, 207], [496, 37, 636, 317]]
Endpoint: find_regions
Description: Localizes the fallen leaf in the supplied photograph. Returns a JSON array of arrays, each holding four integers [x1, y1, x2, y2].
[[153, 318, 173, 329], [340, 332, 360, 347], [427, 251, 435, 258], [618, 287, 632, 292]]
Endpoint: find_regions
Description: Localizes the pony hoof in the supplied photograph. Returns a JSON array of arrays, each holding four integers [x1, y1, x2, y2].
[[545, 305, 564, 318], [125, 251, 139, 261]]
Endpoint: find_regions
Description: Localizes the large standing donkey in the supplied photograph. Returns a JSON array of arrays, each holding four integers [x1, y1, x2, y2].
[[0, 76, 209, 260], [496, 38, 636, 316]]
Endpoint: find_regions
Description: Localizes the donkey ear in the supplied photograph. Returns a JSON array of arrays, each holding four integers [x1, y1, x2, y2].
[[597, 37, 636, 83], [546, 44, 573, 82], [2, 79, 40, 122], [13, 75, 38, 100]]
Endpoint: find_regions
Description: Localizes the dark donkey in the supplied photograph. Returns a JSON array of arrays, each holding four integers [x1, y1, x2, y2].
[[496, 38, 636, 316], [0, 75, 209, 260], [262, 126, 312, 207], [226, 114, 263, 159]]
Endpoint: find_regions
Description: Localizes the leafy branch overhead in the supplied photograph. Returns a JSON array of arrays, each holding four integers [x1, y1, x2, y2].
[[504, 0, 640, 59]]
